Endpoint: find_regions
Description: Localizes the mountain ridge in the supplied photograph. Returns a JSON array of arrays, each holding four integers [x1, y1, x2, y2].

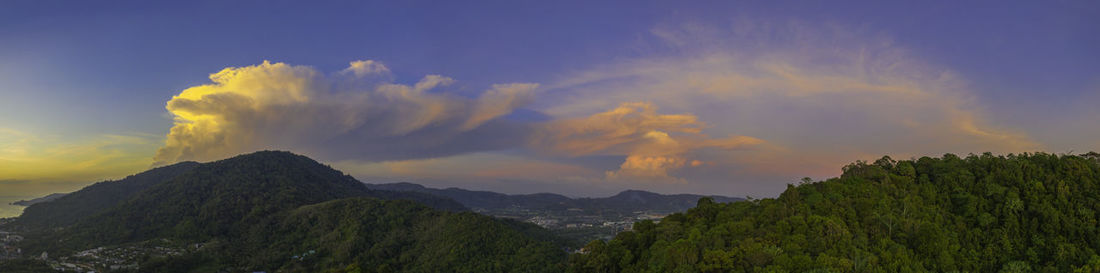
[[15, 161, 202, 230], [9, 151, 565, 272], [9, 193, 68, 207], [365, 182, 743, 213]]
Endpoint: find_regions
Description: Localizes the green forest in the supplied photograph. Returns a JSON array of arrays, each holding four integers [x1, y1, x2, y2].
[[5, 151, 564, 273], [6, 151, 1100, 272], [569, 152, 1100, 273], [139, 198, 567, 273]]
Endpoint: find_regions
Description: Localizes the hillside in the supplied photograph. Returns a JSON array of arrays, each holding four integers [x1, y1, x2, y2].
[[570, 153, 1100, 273], [10, 151, 564, 272], [228, 198, 563, 272], [366, 182, 742, 213], [135, 198, 566, 273], [10, 193, 68, 207], [15, 161, 200, 230], [22, 151, 463, 252]]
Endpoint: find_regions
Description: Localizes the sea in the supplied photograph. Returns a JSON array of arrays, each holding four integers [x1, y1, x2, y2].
[[0, 196, 32, 218]]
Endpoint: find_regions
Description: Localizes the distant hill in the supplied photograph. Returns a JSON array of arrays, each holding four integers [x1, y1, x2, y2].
[[9, 193, 68, 206], [365, 182, 743, 213], [12, 151, 565, 272]]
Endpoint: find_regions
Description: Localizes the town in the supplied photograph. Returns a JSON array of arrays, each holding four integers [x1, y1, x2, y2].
[[0, 221, 195, 273]]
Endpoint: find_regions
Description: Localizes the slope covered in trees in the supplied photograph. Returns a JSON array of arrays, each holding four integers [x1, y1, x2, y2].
[[10, 193, 68, 207], [570, 153, 1100, 273], [20, 151, 465, 252], [7, 151, 569, 273], [138, 198, 566, 272], [15, 161, 200, 230]]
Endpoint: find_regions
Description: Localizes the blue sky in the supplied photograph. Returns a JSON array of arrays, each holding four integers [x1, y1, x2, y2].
[[1, 0, 1098, 198]]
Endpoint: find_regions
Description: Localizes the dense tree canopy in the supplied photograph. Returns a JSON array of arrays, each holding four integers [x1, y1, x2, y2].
[[15, 161, 200, 230], [9, 151, 559, 273], [140, 198, 567, 273], [10, 151, 1100, 272], [570, 153, 1100, 273]]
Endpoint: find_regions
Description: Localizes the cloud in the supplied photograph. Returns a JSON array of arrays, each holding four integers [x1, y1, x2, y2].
[[532, 102, 763, 182], [537, 20, 1041, 191], [153, 60, 539, 165], [148, 19, 1050, 197], [464, 83, 538, 130]]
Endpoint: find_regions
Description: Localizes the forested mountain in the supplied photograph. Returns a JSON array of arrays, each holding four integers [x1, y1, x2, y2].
[[15, 161, 200, 230], [570, 153, 1100, 273], [19, 151, 463, 251], [10, 193, 68, 207], [208, 197, 565, 272], [10, 151, 1100, 272], [366, 182, 742, 213], [6, 151, 569, 272], [134, 198, 567, 272]]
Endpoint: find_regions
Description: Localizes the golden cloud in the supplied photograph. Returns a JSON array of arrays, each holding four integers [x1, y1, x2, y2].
[[532, 102, 764, 182], [539, 20, 1042, 187], [154, 60, 538, 165]]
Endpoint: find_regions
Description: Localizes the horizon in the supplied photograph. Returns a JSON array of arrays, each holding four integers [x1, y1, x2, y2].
[[2, 0, 1099, 199]]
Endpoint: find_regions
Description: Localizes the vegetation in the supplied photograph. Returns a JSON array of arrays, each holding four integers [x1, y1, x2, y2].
[[134, 198, 566, 273], [570, 153, 1100, 273], [10, 151, 562, 273], [15, 161, 199, 230], [0, 259, 56, 273], [11, 151, 1100, 272]]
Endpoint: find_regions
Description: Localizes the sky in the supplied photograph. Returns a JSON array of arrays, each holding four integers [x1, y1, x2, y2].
[[1, 0, 1098, 199]]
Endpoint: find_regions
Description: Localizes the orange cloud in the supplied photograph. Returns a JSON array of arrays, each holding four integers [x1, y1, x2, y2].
[[532, 102, 764, 182], [540, 20, 1041, 184]]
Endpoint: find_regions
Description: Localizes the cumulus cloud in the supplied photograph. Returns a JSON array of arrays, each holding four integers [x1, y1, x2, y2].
[[154, 60, 538, 165], [532, 102, 763, 182], [149, 20, 1050, 197]]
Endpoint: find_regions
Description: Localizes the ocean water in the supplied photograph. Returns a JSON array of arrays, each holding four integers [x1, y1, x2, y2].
[[0, 196, 31, 218]]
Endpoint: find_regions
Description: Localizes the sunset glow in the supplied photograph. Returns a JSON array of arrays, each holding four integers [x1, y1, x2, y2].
[[1, 1, 1097, 198]]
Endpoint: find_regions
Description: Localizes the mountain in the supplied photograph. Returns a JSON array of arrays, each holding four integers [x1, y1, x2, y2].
[[9, 193, 68, 206], [15, 161, 201, 230], [23, 151, 461, 250], [216, 198, 564, 272], [138, 198, 566, 272], [15, 153, 465, 233], [366, 182, 742, 213], [570, 153, 1100, 272], [11, 151, 564, 272]]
